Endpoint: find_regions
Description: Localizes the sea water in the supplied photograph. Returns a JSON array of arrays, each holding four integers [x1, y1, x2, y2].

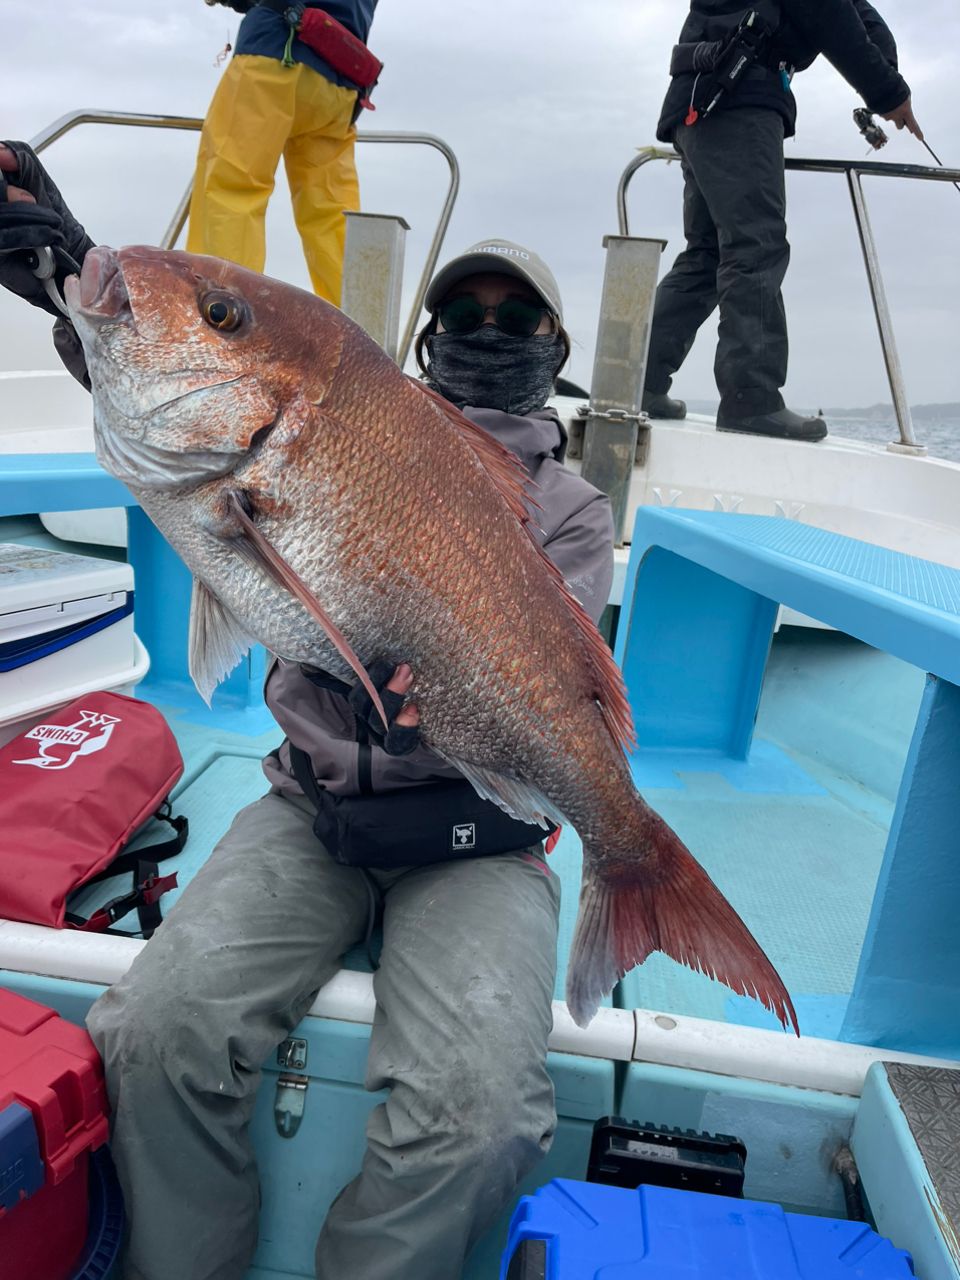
[[825, 412, 960, 462]]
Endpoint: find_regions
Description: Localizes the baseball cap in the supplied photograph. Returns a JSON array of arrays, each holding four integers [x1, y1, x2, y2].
[[425, 239, 563, 322]]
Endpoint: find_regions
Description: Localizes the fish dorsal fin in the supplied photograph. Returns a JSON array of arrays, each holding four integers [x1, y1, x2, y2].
[[416, 381, 534, 527], [415, 382, 636, 756], [189, 578, 253, 705], [545, 560, 636, 755], [438, 753, 567, 829]]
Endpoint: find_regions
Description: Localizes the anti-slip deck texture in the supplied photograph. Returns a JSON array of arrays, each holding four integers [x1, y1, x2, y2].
[[662, 512, 960, 615], [886, 1064, 960, 1235]]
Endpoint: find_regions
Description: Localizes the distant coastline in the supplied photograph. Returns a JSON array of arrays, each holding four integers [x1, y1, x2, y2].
[[685, 399, 960, 420], [683, 399, 960, 462], [819, 402, 960, 424]]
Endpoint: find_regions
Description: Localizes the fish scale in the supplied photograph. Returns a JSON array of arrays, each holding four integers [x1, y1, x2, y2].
[[66, 243, 798, 1034]]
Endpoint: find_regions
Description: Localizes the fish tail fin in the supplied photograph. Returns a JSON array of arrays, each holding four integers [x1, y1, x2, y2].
[[566, 820, 798, 1036]]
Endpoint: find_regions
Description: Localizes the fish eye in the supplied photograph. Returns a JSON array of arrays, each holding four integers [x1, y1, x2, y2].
[[200, 292, 245, 332]]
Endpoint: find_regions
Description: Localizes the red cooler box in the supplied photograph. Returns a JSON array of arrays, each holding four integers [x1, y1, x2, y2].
[[0, 989, 110, 1279]]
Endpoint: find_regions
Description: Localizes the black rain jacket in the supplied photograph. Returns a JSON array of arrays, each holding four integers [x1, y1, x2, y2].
[[657, 0, 910, 140]]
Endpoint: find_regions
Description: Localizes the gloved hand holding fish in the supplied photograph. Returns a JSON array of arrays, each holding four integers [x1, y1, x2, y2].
[[63, 243, 798, 1033]]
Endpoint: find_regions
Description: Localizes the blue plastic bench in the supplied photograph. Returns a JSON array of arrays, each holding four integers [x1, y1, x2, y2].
[[615, 508, 960, 1058]]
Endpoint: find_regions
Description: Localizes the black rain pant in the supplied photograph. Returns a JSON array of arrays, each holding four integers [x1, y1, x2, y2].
[[645, 107, 790, 421]]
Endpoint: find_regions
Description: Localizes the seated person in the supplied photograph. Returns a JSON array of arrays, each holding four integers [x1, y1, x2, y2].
[[0, 144, 614, 1280]]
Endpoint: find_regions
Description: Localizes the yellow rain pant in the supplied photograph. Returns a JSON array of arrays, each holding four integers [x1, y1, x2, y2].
[[187, 54, 360, 305]]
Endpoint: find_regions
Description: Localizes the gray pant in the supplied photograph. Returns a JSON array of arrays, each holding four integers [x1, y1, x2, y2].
[[86, 791, 561, 1280], [645, 107, 789, 420]]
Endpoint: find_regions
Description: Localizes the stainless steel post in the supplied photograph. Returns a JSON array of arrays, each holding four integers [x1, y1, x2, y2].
[[581, 235, 666, 544], [161, 181, 193, 252], [846, 171, 925, 455], [341, 212, 410, 361]]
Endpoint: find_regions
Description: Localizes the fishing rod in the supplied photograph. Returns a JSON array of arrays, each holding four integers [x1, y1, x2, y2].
[[853, 108, 960, 196], [918, 135, 960, 191]]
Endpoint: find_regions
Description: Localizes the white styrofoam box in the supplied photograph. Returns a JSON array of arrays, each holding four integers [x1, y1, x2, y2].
[[0, 544, 149, 745]]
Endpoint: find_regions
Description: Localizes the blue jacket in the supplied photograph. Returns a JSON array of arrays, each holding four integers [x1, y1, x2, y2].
[[657, 0, 909, 140], [229, 1, 379, 89]]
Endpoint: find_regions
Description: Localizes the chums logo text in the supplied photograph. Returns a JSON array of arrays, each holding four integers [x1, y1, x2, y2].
[[13, 709, 122, 771]]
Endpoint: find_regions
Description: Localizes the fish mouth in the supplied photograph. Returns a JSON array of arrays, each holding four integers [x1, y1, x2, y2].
[[65, 246, 131, 324], [63, 244, 280, 494]]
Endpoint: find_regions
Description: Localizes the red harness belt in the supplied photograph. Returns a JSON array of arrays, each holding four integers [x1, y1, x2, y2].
[[293, 7, 383, 109]]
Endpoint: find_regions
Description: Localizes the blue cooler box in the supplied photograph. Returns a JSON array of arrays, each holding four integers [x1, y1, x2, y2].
[[501, 1179, 914, 1279]]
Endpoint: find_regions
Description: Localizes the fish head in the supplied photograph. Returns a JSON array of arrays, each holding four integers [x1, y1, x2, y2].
[[64, 245, 343, 493]]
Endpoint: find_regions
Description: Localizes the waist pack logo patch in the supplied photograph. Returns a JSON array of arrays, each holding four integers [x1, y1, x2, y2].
[[13, 708, 122, 771], [452, 822, 476, 850]]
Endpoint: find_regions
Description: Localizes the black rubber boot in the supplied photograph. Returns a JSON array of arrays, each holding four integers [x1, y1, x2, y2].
[[716, 407, 828, 442], [642, 390, 687, 420]]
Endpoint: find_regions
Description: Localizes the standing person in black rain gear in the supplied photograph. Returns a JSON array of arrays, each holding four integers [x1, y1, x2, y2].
[[642, 0, 922, 442]]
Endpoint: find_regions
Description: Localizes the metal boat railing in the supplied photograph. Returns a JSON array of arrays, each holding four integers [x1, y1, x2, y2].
[[616, 147, 960, 455], [30, 109, 460, 368]]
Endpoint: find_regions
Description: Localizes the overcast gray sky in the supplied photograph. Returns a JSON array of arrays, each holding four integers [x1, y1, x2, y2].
[[2, 0, 957, 409]]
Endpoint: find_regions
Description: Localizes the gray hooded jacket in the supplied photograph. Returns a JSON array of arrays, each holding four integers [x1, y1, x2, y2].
[[263, 405, 615, 798]]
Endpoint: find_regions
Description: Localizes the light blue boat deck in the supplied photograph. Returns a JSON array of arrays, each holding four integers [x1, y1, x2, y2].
[[7, 609, 921, 1270], [4, 490, 960, 1275], [617, 508, 960, 1060], [621, 626, 924, 1038], [2, 508, 928, 1043]]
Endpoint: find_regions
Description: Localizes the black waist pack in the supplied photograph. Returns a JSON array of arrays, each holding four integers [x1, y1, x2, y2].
[[288, 744, 555, 869]]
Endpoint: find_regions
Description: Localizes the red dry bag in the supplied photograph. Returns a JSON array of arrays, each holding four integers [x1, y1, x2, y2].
[[0, 691, 186, 934]]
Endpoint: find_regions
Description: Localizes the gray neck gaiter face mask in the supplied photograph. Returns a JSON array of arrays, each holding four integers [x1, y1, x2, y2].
[[425, 327, 564, 416]]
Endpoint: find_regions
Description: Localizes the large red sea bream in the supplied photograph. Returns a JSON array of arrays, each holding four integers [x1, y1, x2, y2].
[[65, 245, 797, 1033]]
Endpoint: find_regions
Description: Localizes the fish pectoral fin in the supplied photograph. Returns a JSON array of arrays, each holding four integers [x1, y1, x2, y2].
[[565, 814, 799, 1036], [222, 489, 390, 734], [440, 755, 566, 829], [188, 579, 254, 705]]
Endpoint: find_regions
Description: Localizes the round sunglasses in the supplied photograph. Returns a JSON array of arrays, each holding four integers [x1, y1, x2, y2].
[[435, 294, 550, 338]]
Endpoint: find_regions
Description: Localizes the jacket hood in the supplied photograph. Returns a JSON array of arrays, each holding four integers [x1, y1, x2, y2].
[[460, 406, 569, 468]]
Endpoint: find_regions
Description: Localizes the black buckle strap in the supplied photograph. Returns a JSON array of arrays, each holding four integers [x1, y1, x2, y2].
[[65, 802, 188, 937], [79, 803, 188, 891], [66, 866, 179, 936]]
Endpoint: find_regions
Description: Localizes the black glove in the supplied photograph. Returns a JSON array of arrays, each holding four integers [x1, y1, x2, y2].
[[0, 140, 95, 317], [348, 659, 421, 757], [0, 200, 66, 253], [303, 660, 421, 757]]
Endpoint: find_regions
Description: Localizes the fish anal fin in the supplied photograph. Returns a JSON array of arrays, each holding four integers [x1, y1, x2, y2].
[[566, 817, 799, 1035], [188, 578, 253, 705], [441, 755, 566, 829]]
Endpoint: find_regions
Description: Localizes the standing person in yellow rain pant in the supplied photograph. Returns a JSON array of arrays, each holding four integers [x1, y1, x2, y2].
[[189, 0, 381, 305]]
